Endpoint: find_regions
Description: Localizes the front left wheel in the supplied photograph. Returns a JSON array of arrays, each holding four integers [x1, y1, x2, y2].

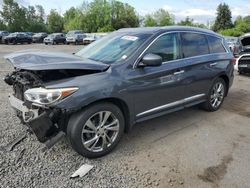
[[67, 103, 125, 158]]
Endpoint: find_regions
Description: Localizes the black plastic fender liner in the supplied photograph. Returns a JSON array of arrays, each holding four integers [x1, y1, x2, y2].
[[28, 112, 56, 143]]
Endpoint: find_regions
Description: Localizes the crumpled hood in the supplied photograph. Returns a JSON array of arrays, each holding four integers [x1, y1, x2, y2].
[[241, 34, 250, 47], [4, 50, 110, 71]]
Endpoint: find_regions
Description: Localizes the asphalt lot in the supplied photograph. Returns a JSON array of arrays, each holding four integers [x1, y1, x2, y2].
[[0, 44, 250, 188]]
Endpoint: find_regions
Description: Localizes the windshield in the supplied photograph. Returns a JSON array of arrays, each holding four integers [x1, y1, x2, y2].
[[76, 32, 151, 64]]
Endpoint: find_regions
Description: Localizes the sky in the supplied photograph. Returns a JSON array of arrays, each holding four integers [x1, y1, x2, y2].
[[0, 0, 250, 25]]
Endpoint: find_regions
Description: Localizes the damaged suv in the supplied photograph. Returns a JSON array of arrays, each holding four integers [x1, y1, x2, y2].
[[238, 33, 250, 74], [4, 27, 234, 158]]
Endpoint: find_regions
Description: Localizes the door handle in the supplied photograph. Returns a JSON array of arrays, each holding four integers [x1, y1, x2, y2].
[[210, 63, 217, 67], [174, 70, 185, 75]]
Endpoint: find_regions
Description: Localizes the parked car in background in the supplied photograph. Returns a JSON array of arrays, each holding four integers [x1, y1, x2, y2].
[[3, 32, 32, 44], [0, 31, 10, 43], [66, 30, 83, 37], [25, 32, 34, 37], [66, 33, 86, 45], [225, 36, 242, 56], [4, 26, 234, 158], [237, 33, 250, 74], [44, 33, 66, 45], [83, 34, 98, 45], [32, 33, 48, 43], [239, 33, 250, 54]]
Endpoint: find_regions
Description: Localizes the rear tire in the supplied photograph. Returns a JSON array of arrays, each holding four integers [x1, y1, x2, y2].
[[67, 102, 125, 158], [201, 78, 226, 112]]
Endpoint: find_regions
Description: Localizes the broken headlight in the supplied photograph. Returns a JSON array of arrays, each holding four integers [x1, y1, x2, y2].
[[24, 87, 78, 105]]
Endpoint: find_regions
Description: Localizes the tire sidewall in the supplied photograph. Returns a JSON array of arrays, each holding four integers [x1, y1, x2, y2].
[[67, 103, 125, 158]]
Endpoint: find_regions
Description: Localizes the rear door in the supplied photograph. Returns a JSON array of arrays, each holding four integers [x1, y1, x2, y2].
[[178, 32, 228, 100], [131, 32, 192, 119]]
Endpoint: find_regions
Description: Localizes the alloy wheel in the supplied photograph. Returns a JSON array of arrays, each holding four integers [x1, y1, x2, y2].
[[210, 82, 225, 108], [81, 111, 120, 152]]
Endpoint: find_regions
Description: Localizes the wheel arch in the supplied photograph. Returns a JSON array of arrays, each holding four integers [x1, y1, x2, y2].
[[69, 97, 133, 133]]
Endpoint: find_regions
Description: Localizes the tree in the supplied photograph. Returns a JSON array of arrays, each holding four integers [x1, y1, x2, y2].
[[219, 15, 250, 37], [144, 15, 157, 27], [0, 20, 7, 30], [111, 1, 139, 30], [143, 8, 174, 27], [35, 5, 46, 23], [178, 17, 194, 26], [0, 0, 27, 31], [178, 17, 207, 29], [63, 0, 139, 33], [213, 3, 233, 32], [64, 7, 83, 31], [154, 9, 174, 26], [47, 9, 64, 33]]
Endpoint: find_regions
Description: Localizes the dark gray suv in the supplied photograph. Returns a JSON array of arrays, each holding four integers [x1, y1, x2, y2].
[[4, 26, 234, 158]]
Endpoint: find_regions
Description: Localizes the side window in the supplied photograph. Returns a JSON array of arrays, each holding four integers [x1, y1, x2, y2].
[[181, 33, 209, 58], [146, 33, 180, 62], [207, 36, 226, 53]]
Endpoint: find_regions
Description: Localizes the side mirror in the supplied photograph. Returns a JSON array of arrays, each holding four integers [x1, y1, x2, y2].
[[140, 53, 162, 67]]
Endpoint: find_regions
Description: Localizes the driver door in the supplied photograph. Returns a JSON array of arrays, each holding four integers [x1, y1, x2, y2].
[[129, 33, 190, 119]]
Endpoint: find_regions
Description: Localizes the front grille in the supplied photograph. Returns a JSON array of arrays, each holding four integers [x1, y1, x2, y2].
[[238, 56, 250, 65]]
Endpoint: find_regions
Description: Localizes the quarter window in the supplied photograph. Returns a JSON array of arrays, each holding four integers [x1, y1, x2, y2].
[[146, 33, 180, 62], [207, 36, 226, 53], [181, 33, 209, 58]]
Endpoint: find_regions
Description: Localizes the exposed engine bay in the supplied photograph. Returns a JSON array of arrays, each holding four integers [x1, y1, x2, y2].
[[4, 68, 102, 144], [3, 50, 110, 150]]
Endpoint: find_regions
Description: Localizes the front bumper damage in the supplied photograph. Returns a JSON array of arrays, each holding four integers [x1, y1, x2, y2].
[[9, 94, 66, 149]]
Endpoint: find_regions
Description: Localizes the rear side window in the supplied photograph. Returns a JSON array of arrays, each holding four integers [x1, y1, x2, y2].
[[207, 36, 226, 53], [181, 33, 209, 58]]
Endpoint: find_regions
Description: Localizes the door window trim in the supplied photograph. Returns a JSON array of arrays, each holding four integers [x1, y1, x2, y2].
[[133, 31, 229, 69]]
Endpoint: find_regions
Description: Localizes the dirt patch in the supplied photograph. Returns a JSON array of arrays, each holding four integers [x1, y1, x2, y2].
[[238, 111, 250, 118], [198, 155, 233, 188], [223, 90, 250, 118]]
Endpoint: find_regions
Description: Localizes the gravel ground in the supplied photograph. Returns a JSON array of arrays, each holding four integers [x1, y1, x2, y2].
[[0, 44, 250, 188]]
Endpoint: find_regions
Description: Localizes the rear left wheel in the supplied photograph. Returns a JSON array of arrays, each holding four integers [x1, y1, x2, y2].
[[67, 103, 125, 158], [201, 78, 226, 112]]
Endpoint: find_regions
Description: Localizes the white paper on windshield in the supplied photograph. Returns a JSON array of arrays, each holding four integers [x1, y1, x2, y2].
[[121, 36, 138, 41]]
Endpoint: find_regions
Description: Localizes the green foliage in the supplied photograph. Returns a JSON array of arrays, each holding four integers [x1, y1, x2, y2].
[[64, 7, 85, 32], [144, 15, 157, 27], [213, 3, 233, 32], [178, 17, 194, 26], [178, 17, 207, 29], [0, 19, 7, 30], [0, 0, 47, 32], [219, 28, 243, 37], [64, 0, 139, 33], [2, 0, 250, 37], [47, 10, 64, 33], [0, 0, 27, 32], [144, 9, 174, 27], [219, 15, 250, 37]]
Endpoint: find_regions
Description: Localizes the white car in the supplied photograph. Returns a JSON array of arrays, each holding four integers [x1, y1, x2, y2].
[[83, 34, 98, 45]]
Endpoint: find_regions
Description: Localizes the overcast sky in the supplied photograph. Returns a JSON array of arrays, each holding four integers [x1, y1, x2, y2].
[[1, 0, 250, 24]]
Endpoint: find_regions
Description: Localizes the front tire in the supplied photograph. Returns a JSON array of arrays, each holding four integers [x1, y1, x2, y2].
[[201, 78, 226, 112], [67, 103, 125, 158]]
